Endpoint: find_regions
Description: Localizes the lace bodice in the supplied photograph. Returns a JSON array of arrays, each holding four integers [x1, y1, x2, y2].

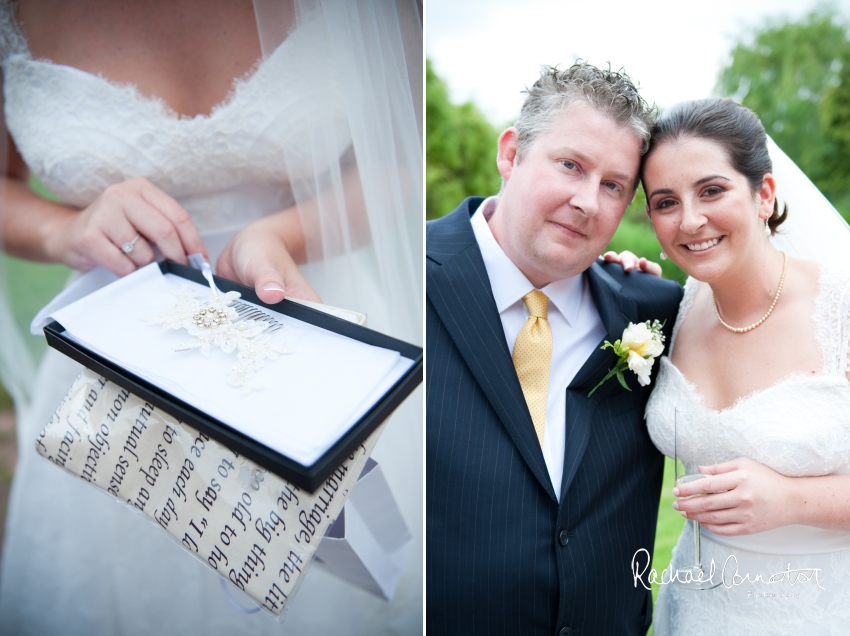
[[0, 3, 350, 237], [647, 266, 850, 635], [647, 266, 850, 485]]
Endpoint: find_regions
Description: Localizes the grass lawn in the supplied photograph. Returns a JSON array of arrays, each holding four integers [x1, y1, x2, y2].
[[0, 381, 11, 412], [2, 256, 72, 358], [0, 177, 71, 410], [0, 256, 71, 412]]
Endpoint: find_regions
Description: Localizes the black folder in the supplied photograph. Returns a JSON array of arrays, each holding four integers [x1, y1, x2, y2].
[[44, 260, 422, 492]]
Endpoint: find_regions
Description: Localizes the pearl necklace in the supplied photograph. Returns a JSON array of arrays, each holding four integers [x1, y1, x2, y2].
[[712, 251, 787, 334]]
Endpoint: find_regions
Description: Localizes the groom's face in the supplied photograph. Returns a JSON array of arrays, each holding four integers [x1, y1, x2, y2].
[[490, 104, 642, 288]]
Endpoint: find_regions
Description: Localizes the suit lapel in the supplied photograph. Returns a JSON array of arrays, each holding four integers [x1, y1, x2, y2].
[[560, 262, 638, 500], [427, 202, 557, 501]]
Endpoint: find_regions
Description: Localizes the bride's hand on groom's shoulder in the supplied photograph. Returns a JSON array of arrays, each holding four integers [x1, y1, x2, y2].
[[672, 457, 797, 536], [46, 177, 208, 276], [601, 250, 663, 277], [216, 212, 322, 305]]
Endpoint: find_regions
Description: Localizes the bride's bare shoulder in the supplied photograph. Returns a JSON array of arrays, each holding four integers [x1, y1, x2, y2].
[[789, 257, 821, 276], [793, 256, 850, 288], [778, 258, 823, 311], [789, 257, 825, 288]]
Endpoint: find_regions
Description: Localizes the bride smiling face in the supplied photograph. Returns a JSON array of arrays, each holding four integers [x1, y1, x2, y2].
[[638, 98, 789, 286], [643, 135, 776, 283]]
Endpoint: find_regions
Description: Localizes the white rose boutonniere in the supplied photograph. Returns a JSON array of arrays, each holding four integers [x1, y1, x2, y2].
[[587, 320, 666, 398]]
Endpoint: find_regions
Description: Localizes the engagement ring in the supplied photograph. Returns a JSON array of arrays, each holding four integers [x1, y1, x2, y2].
[[122, 233, 141, 254]]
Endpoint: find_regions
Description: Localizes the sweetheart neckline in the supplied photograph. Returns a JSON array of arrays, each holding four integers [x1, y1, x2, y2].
[[7, 18, 301, 122], [660, 355, 846, 415], [663, 264, 850, 414], [24, 57, 260, 121]]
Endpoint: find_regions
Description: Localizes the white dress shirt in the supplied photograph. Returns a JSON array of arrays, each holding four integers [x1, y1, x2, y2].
[[471, 197, 607, 499]]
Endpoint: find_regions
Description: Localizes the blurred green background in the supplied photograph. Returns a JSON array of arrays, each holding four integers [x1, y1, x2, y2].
[[0, 176, 69, 549], [0, 257, 70, 400], [0, 176, 71, 412], [426, 5, 850, 622]]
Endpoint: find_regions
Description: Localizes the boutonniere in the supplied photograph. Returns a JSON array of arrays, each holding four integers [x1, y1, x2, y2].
[[587, 320, 666, 397]]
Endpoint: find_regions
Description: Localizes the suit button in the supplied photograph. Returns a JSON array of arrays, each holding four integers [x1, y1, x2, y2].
[[558, 529, 569, 546], [558, 627, 572, 636]]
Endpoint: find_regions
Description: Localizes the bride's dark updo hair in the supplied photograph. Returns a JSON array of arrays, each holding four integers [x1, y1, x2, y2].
[[641, 97, 788, 234]]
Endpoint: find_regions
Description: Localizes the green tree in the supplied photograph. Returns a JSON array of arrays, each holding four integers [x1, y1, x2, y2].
[[426, 59, 502, 219], [716, 6, 850, 216], [820, 47, 850, 204]]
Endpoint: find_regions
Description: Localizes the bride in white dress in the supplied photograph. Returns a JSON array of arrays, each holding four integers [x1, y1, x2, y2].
[[642, 98, 850, 633], [0, 1, 422, 634]]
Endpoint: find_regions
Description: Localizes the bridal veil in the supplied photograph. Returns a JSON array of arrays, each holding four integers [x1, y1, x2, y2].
[[768, 137, 850, 270]]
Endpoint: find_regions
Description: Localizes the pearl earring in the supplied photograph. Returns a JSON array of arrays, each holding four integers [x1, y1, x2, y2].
[[765, 219, 771, 236], [660, 250, 667, 260]]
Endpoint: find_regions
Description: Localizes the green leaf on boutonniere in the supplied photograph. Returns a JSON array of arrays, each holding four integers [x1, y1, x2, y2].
[[586, 320, 667, 398]]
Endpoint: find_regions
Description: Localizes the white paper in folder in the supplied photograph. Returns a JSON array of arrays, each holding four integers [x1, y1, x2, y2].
[[44, 263, 413, 467]]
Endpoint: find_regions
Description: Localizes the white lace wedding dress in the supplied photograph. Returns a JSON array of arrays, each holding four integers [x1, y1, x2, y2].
[[646, 269, 850, 635], [0, 6, 421, 635]]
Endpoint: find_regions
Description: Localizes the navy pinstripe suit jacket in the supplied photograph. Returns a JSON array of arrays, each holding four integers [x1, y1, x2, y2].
[[426, 198, 683, 636]]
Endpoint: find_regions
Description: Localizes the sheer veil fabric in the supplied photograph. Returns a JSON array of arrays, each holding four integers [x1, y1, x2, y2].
[[254, 0, 423, 345], [767, 136, 850, 267], [250, 3, 425, 631], [0, 0, 422, 633]]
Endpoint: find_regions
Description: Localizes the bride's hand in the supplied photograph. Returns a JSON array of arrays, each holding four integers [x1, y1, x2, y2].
[[46, 177, 208, 276], [672, 457, 795, 535], [216, 214, 321, 305], [601, 250, 662, 277]]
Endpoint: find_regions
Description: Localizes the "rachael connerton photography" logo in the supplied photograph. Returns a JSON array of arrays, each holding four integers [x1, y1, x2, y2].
[[630, 549, 825, 591]]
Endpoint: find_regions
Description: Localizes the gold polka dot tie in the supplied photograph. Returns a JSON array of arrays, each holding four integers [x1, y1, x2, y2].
[[512, 290, 552, 447]]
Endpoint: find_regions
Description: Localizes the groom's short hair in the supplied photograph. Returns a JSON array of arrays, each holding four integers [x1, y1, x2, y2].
[[514, 62, 656, 161]]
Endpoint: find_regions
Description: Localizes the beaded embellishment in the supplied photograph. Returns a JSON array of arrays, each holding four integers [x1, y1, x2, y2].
[[144, 286, 291, 393]]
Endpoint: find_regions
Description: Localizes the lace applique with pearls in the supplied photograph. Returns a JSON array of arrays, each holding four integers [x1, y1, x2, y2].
[[144, 286, 291, 394]]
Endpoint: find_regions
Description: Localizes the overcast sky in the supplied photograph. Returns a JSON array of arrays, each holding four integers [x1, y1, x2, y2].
[[426, 0, 850, 125]]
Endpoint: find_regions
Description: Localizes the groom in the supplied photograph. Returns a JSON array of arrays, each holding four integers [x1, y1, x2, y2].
[[426, 63, 682, 635]]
